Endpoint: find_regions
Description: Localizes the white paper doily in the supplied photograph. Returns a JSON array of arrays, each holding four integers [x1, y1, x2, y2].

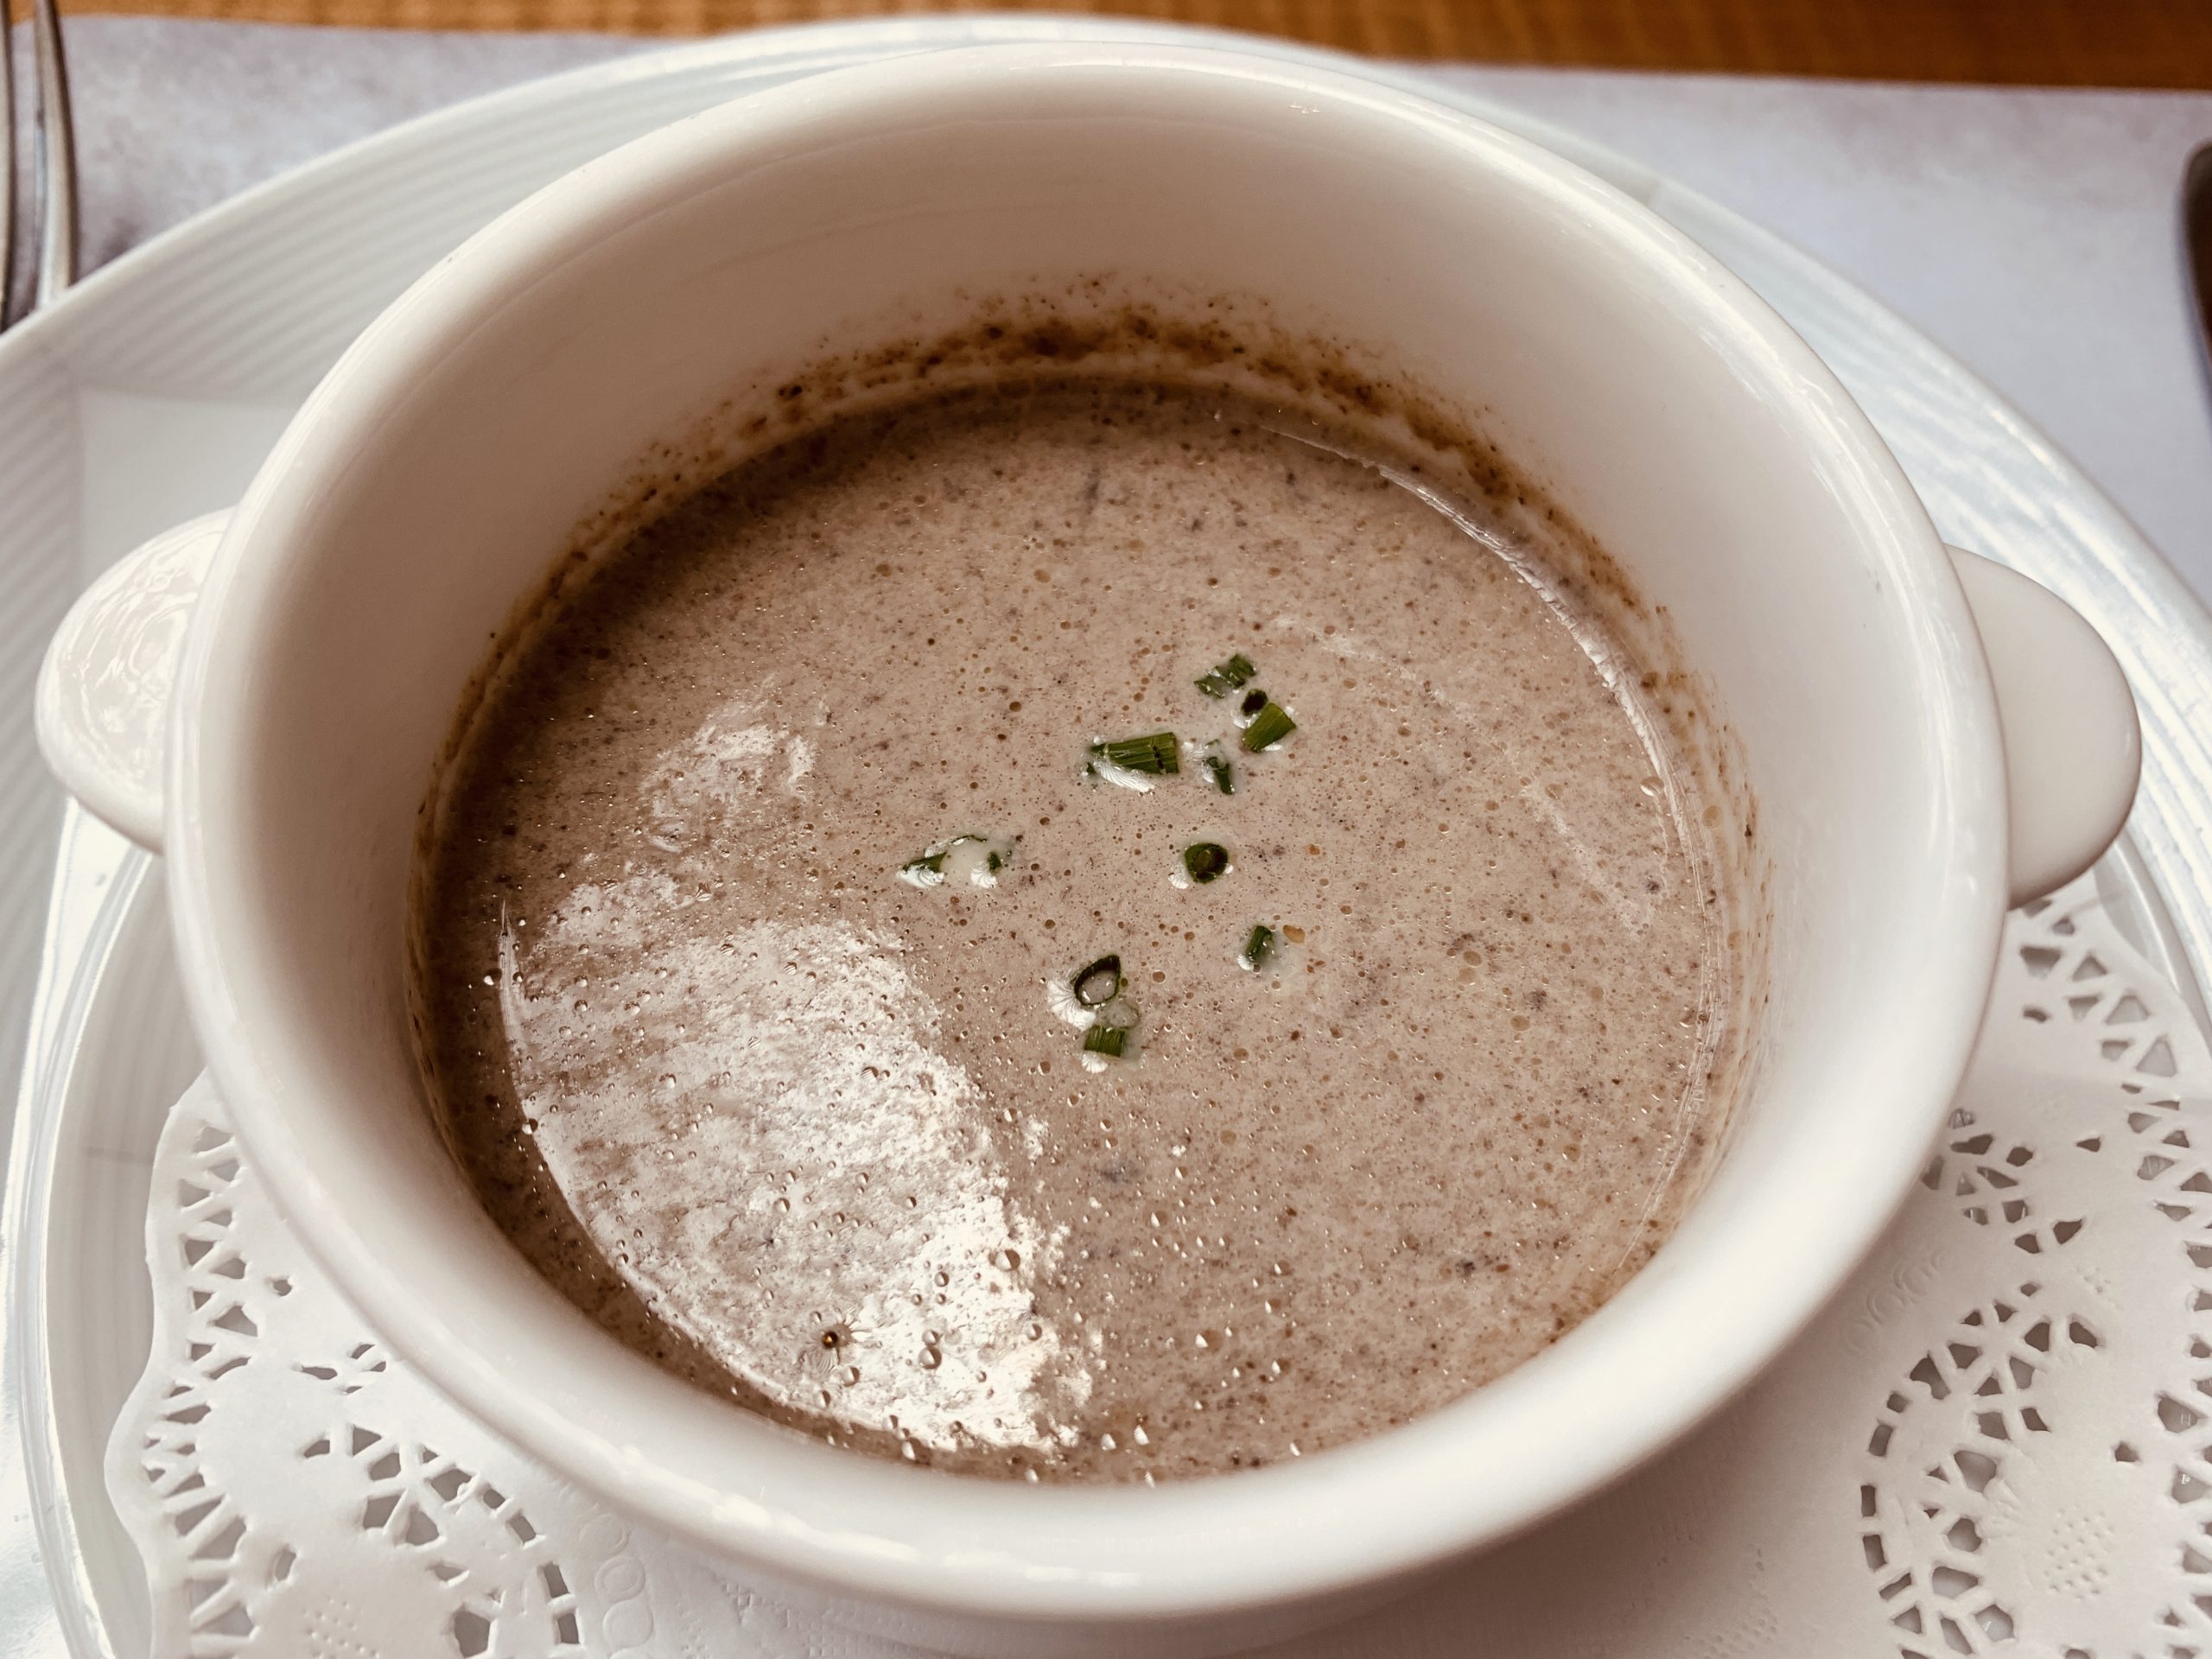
[[104, 869, 2212, 1658]]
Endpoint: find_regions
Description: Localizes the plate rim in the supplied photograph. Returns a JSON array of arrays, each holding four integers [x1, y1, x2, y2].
[[8, 15, 2212, 1652]]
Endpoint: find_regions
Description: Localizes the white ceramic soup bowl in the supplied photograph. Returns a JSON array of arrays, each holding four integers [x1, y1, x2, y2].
[[37, 41, 2139, 1658]]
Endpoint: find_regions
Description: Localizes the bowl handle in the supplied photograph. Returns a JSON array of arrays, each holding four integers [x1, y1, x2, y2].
[[1948, 545, 2141, 906], [31, 518, 2140, 904], [35, 512, 230, 854]]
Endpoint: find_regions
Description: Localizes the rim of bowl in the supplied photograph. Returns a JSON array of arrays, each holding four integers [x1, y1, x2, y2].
[[168, 41, 2008, 1624]]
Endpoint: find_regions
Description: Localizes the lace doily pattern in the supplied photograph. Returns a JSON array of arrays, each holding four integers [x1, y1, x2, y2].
[[105, 874, 2212, 1657], [1858, 888, 2212, 1659], [106, 1080, 767, 1659]]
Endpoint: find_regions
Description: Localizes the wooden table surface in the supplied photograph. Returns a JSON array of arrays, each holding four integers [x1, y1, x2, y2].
[[46, 0, 2212, 89]]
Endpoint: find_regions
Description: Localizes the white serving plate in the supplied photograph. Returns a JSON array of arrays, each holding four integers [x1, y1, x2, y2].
[[3, 16, 2209, 1656]]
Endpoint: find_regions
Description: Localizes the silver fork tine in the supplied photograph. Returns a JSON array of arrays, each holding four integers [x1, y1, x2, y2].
[[2, 0, 18, 327], [29, 0, 73, 305]]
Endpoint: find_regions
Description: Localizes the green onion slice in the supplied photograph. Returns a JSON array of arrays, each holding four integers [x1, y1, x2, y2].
[[1090, 732, 1181, 776], [1239, 925, 1276, 972], [1204, 750, 1236, 795], [1241, 702, 1296, 752], [1195, 653, 1258, 699], [1082, 1025, 1128, 1058], [1183, 842, 1231, 885], [1071, 955, 1124, 1007]]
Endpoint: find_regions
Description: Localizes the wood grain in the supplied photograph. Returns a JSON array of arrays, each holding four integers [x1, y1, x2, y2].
[[53, 0, 2212, 88]]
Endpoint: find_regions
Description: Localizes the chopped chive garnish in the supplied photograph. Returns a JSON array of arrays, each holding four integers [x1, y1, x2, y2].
[[1090, 732, 1180, 775], [1083, 1025, 1128, 1058], [1183, 842, 1231, 885], [1204, 751, 1236, 795], [899, 851, 949, 887], [1241, 701, 1296, 752], [1238, 688, 1269, 721], [899, 834, 1013, 888], [1195, 653, 1258, 699], [1072, 955, 1124, 1007], [1239, 925, 1276, 972]]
